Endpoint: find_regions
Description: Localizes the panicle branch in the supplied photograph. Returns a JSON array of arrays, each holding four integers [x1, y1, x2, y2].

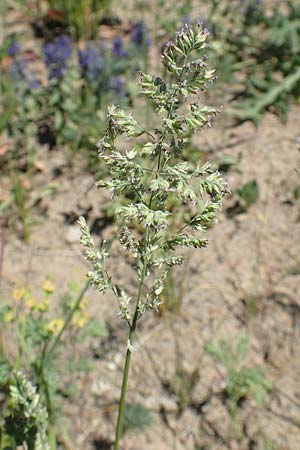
[[79, 23, 228, 320]]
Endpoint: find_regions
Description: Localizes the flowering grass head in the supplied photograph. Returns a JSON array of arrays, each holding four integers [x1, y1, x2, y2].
[[79, 23, 227, 449], [80, 22, 226, 317]]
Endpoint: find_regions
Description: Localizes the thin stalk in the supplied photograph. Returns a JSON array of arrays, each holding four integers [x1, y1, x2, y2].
[[48, 424, 57, 450], [35, 341, 57, 450], [47, 280, 90, 356], [113, 94, 174, 448], [113, 261, 147, 450]]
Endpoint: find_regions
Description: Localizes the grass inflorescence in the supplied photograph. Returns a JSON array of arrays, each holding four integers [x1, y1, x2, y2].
[[79, 22, 228, 450]]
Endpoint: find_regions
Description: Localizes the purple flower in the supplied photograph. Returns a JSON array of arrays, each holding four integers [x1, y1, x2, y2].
[[108, 76, 125, 97], [182, 16, 191, 26], [43, 35, 72, 80], [130, 22, 150, 48], [112, 37, 127, 58], [78, 43, 94, 68], [9, 58, 39, 90], [6, 41, 39, 89], [7, 41, 20, 57], [9, 59, 26, 79], [78, 42, 104, 85], [28, 77, 40, 89]]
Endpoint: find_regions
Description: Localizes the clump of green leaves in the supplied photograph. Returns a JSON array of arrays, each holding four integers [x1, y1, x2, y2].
[[236, 179, 259, 211], [209, 0, 300, 123], [205, 333, 271, 418], [123, 403, 153, 433], [46, 0, 112, 40], [79, 22, 227, 450], [0, 279, 103, 448], [226, 179, 259, 217], [1, 371, 50, 450]]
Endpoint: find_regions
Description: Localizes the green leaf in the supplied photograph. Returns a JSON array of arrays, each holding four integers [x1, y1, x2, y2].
[[236, 333, 249, 366], [293, 185, 300, 199], [123, 403, 153, 432], [80, 319, 108, 339], [236, 179, 259, 209], [55, 110, 64, 131], [0, 357, 11, 386], [63, 98, 77, 113]]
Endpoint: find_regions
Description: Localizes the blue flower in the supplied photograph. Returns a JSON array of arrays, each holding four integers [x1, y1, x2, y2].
[[130, 22, 150, 48], [112, 37, 127, 58], [9, 58, 39, 90], [7, 41, 20, 57], [28, 76, 40, 89], [43, 35, 72, 80], [9, 60, 26, 79], [182, 16, 192, 26], [108, 76, 126, 97], [78, 43, 94, 68], [78, 41, 105, 86]]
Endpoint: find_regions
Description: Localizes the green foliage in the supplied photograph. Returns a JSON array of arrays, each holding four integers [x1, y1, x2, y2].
[[123, 403, 153, 432], [0, 356, 11, 387], [0, 280, 93, 448], [205, 333, 271, 417], [1, 371, 50, 450], [67, 356, 94, 373], [217, 155, 240, 174], [172, 366, 199, 416], [46, 0, 112, 40], [262, 434, 278, 450], [80, 318, 108, 339], [209, 0, 300, 122], [236, 179, 259, 210], [0, 42, 59, 240], [150, 0, 192, 41], [293, 185, 300, 200], [0, 26, 149, 189]]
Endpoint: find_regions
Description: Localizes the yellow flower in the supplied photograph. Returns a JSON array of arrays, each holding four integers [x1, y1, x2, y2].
[[37, 299, 49, 312], [13, 288, 25, 302], [45, 318, 64, 335], [43, 280, 55, 294], [3, 309, 15, 323], [69, 297, 88, 311], [72, 312, 88, 328], [79, 298, 88, 311], [26, 297, 38, 309]]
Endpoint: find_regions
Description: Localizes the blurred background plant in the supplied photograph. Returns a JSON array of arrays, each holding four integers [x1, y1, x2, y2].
[[45, 0, 113, 40], [208, 0, 300, 123], [0, 370, 50, 449], [2, 0, 299, 242], [205, 334, 272, 425], [0, 279, 107, 448]]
